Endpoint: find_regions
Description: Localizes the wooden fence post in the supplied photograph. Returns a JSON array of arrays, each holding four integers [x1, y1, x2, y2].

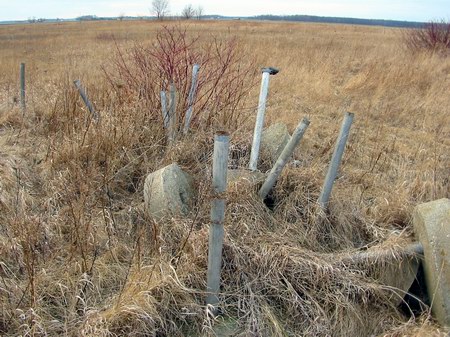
[[318, 112, 354, 209], [206, 131, 230, 313]]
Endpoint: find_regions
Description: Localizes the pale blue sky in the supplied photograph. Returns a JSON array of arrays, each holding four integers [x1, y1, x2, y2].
[[0, 0, 448, 22]]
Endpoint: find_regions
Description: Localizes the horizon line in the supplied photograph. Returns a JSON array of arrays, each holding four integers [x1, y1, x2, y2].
[[0, 13, 427, 25]]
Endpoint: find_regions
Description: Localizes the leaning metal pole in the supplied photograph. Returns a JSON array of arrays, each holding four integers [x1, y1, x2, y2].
[[249, 67, 279, 171], [259, 117, 310, 199], [318, 112, 354, 209]]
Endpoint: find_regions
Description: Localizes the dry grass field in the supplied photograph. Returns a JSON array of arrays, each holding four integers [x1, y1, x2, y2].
[[0, 19, 449, 336]]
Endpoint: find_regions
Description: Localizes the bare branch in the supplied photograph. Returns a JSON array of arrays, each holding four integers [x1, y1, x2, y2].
[[151, 0, 169, 20]]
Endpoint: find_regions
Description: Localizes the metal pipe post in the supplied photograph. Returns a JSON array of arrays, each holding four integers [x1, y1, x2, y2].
[[73, 80, 99, 122], [206, 132, 230, 312], [259, 117, 310, 199], [168, 83, 177, 143], [339, 242, 423, 265], [183, 64, 200, 134], [249, 67, 279, 171], [160, 90, 169, 128], [20, 63, 26, 113], [318, 112, 354, 209]]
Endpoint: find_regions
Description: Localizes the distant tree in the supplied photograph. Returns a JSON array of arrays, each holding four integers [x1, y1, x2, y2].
[[77, 15, 98, 21], [181, 4, 195, 19], [152, 0, 169, 20], [118, 12, 125, 21], [195, 5, 203, 20], [28, 17, 36, 23]]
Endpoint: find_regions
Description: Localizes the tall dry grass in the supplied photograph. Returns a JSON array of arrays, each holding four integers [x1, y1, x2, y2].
[[0, 19, 449, 336]]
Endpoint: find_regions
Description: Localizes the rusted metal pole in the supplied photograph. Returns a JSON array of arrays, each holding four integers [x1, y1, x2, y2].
[[206, 132, 230, 313]]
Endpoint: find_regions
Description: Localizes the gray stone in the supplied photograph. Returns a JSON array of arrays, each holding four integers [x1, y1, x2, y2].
[[377, 236, 421, 306], [343, 240, 420, 306], [261, 123, 291, 164], [227, 168, 266, 187], [144, 163, 194, 220], [413, 198, 450, 326], [186, 317, 240, 337], [213, 318, 240, 337], [378, 256, 420, 306]]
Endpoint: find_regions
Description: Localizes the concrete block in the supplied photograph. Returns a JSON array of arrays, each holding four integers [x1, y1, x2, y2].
[[413, 198, 450, 326], [378, 256, 420, 306], [261, 123, 291, 164], [227, 168, 266, 187], [144, 163, 194, 220], [343, 241, 421, 306], [213, 318, 240, 337], [186, 317, 240, 337]]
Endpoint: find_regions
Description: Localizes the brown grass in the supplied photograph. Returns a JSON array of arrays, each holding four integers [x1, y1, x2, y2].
[[0, 19, 449, 336]]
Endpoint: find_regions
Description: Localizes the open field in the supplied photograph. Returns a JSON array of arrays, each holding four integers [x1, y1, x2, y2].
[[0, 19, 449, 336]]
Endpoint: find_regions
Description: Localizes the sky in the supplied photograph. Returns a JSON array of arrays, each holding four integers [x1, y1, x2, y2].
[[0, 0, 448, 22]]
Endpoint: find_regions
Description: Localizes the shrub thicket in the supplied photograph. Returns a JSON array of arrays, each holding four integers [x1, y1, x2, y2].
[[404, 20, 450, 54], [105, 25, 257, 132]]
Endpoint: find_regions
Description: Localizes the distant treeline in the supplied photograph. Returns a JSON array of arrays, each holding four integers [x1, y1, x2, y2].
[[251, 15, 424, 28], [1, 14, 425, 28]]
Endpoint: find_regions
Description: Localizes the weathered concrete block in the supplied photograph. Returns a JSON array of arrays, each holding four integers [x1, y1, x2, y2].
[[413, 198, 450, 326], [261, 123, 291, 164], [343, 240, 420, 306], [213, 318, 240, 337], [227, 168, 266, 186], [378, 256, 420, 306], [144, 163, 194, 220]]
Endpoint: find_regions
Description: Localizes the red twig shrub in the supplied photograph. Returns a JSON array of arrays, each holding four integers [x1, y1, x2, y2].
[[404, 20, 450, 54], [104, 25, 257, 131]]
